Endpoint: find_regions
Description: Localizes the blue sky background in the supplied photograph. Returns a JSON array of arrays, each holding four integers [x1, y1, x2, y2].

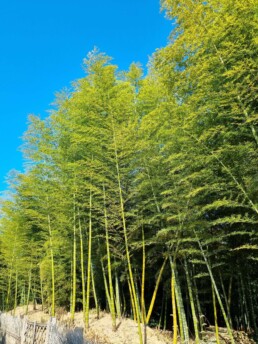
[[0, 0, 172, 193]]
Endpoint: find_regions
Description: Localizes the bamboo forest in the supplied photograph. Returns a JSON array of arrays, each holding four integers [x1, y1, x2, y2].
[[0, 1, 258, 343]]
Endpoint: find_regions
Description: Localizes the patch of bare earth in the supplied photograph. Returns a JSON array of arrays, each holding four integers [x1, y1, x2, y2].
[[9, 306, 171, 343], [78, 312, 171, 344], [8, 305, 255, 344]]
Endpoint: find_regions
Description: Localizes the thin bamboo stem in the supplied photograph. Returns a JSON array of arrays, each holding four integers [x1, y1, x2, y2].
[[71, 193, 77, 322], [171, 263, 178, 344], [112, 117, 143, 344], [103, 183, 116, 330], [14, 270, 18, 316], [141, 226, 147, 344], [78, 213, 86, 320], [146, 257, 168, 324], [184, 259, 200, 343], [212, 284, 220, 344], [47, 209, 55, 317], [128, 278, 137, 321], [115, 272, 122, 319], [91, 264, 100, 319], [197, 239, 235, 344], [85, 186, 93, 329], [26, 264, 32, 315], [174, 265, 189, 343], [101, 258, 111, 312]]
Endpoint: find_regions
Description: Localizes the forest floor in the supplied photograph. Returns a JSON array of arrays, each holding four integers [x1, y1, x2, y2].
[[8, 305, 255, 344]]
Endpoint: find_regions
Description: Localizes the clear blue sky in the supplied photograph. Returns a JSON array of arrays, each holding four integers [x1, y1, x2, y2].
[[0, 0, 172, 193]]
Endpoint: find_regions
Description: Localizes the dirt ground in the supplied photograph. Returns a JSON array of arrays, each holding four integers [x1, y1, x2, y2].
[[9, 305, 172, 344], [9, 305, 255, 344]]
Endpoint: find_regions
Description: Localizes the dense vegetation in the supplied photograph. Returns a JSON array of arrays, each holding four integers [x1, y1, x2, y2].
[[1, 1, 258, 343]]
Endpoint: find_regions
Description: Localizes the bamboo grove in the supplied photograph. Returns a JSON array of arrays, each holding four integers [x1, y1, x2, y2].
[[0, 1, 258, 343]]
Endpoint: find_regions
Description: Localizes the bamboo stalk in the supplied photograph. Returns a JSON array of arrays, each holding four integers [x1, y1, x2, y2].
[[158, 291, 165, 330], [103, 183, 116, 331], [47, 207, 55, 317], [197, 239, 235, 344], [146, 257, 168, 324], [141, 226, 146, 325], [184, 259, 200, 343], [91, 264, 100, 319], [193, 271, 204, 336], [85, 186, 93, 329], [212, 284, 220, 344], [141, 226, 147, 344], [112, 117, 143, 344], [174, 265, 189, 344], [128, 277, 137, 321], [171, 263, 178, 344], [219, 271, 232, 328], [26, 263, 32, 315], [71, 193, 77, 322], [101, 258, 112, 313], [163, 292, 168, 330], [14, 270, 18, 316], [228, 275, 233, 311], [40, 265, 44, 311], [247, 274, 258, 334], [6, 226, 19, 310], [240, 273, 250, 331], [115, 272, 122, 319], [6, 268, 13, 310], [78, 212, 86, 320]]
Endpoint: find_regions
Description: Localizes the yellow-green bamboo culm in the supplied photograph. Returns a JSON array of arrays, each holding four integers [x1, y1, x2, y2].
[[103, 183, 116, 331], [112, 117, 143, 344], [91, 264, 100, 319], [71, 193, 77, 322], [212, 284, 220, 344], [78, 213, 86, 320], [85, 187, 93, 329], [146, 257, 168, 324], [184, 259, 200, 343], [197, 239, 235, 344], [171, 264, 177, 344], [115, 272, 122, 319]]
